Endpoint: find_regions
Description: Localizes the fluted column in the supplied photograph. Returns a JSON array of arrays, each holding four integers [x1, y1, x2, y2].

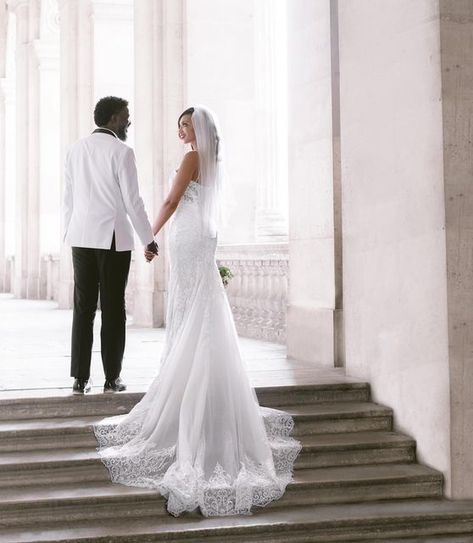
[[132, 0, 184, 327], [57, 0, 93, 308], [254, 0, 288, 242]]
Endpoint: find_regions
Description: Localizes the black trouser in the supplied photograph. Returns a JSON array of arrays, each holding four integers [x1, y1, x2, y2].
[[70, 235, 131, 381]]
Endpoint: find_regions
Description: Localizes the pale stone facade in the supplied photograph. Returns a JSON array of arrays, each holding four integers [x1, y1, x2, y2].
[[0, 0, 472, 500], [338, 0, 451, 491]]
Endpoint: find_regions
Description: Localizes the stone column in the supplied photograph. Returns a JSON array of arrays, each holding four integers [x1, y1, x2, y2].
[[34, 9, 60, 291], [8, 0, 30, 298], [286, 0, 336, 366], [6, 0, 41, 299], [1, 73, 16, 295], [57, 0, 93, 308], [0, 1, 7, 292], [90, 0, 133, 101], [439, 0, 473, 499], [0, 80, 5, 292], [254, 0, 288, 242], [26, 0, 41, 298], [132, 0, 184, 327]]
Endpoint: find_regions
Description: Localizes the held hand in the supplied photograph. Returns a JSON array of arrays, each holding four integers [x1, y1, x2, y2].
[[144, 249, 156, 262], [144, 240, 159, 263], [147, 240, 159, 255]]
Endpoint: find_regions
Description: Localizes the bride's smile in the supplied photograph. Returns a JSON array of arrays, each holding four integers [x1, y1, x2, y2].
[[178, 114, 196, 146]]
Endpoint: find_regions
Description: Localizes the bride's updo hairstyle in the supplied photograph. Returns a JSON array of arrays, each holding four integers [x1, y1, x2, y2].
[[178, 105, 223, 238]]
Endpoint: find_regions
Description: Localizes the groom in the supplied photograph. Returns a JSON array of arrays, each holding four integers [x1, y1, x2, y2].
[[62, 96, 158, 395]]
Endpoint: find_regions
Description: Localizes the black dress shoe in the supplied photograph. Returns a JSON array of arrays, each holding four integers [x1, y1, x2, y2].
[[104, 377, 127, 393], [72, 378, 89, 395]]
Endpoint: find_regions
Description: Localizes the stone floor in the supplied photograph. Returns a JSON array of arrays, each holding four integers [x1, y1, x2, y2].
[[0, 293, 355, 400]]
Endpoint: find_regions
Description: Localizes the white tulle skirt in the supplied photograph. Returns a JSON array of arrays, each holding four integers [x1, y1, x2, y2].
[[94, 182, 301, 517]]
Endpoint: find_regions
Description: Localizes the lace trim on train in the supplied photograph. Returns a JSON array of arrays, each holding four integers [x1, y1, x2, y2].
[[93, 409, 301, 517]]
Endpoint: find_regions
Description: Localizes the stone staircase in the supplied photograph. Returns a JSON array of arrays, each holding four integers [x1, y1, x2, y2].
[[0, 383, 472, 542]]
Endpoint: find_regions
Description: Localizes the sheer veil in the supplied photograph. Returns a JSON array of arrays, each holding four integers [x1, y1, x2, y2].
[[191, 105, 223, 238]]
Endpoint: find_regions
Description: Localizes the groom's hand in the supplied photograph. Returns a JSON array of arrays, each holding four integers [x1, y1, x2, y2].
[[145, 240, 159, 262]]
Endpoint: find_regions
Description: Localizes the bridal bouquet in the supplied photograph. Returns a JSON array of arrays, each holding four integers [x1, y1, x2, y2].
[[218, 266, 233, 288]]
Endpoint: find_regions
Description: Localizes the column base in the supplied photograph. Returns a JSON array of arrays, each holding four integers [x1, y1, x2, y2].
[[26, 274, 40, 300], [57, 280, 74, 309], [13, 276, 27, 299], [58, 247, 74, 308], [132, 288, 165, 328], [287, 305, 334, 366]]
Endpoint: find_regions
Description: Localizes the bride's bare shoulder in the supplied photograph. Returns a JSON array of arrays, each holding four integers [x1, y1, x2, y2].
[[176, 151, 199, 180], [184, 150, 199, 163]]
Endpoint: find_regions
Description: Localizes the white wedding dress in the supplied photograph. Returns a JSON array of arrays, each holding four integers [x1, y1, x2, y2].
[[94, 178, 301, 517]]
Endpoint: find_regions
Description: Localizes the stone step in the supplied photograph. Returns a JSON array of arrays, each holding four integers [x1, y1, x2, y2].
[[0, 416, 101, 452], [296, 431, 415, 468], [0, 431, 416, 487], [279, 463, 443, 506], [0, 402, 393, 453], [0, 382, 371, 421], [257, 382, 371, 406], [0, 463, 443, 528], [0, 449, 108, 487], [368, 538, 473, 543], [287, 402, 393, 436], [1, 499, 473, 542]]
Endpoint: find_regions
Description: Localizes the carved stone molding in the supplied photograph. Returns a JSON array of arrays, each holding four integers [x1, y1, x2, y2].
[[43, 0, 59, 35], [6, 0, 29, 14], [33, 38, 59, 71], [91, 0, 132, 21]]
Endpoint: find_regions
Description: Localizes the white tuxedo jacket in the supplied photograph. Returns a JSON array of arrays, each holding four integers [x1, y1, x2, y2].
[[62, 132, 154, 251]]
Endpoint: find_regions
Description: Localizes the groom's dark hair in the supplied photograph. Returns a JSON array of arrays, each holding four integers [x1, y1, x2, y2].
[[94, 96, 128, 126]]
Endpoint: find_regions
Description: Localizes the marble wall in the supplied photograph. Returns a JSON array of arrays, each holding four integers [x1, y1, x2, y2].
[[338, 0, 452, 491]]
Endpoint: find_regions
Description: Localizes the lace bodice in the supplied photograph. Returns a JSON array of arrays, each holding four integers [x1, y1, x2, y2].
[[180, 180, 200, 203]]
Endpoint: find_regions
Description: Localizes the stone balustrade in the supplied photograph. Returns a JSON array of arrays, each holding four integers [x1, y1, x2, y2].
[[3, 243, 289, 344], [216, 243, 288, 344]]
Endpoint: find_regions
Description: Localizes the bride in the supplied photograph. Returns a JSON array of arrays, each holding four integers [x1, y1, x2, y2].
[[94, 105, 301, 517]]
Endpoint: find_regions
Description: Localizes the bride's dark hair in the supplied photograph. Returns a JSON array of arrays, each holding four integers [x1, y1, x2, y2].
[[178, 107, 195, 126]]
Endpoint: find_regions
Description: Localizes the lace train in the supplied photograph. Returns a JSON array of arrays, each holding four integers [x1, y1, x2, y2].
[[94, 409, 301, 517], [94, 177, 301, 517]]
